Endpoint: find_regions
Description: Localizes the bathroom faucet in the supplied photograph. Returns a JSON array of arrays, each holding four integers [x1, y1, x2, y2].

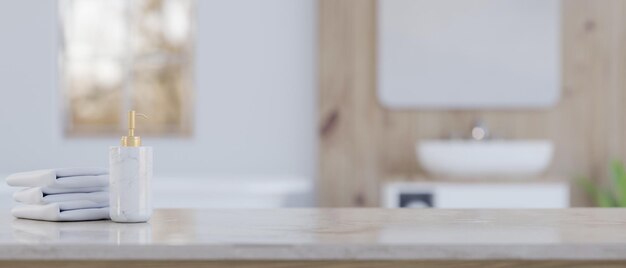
[[471, 120, 490, 141]]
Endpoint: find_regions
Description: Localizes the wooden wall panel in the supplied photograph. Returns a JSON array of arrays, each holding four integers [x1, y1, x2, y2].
[[319, 0, 626, 207]]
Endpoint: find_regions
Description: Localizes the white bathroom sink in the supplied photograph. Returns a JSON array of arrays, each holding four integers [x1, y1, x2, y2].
[[417, 140, 554, 178]]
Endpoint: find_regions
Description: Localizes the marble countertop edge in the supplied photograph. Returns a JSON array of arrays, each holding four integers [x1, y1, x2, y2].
[[2, 244, 626, 261]]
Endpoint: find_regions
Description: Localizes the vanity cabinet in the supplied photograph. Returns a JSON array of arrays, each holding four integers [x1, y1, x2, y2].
[[383, 180, 569, 208]]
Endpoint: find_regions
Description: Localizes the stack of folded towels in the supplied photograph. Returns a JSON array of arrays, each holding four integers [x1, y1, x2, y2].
[[6, 168, 110, 221]]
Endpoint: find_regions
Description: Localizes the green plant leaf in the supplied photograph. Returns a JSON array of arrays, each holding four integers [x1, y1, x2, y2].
[[577, 177, 597, 200], [598, 189, 616, 207], [611, 161, 626, 207], [577, 177, 615, 207]]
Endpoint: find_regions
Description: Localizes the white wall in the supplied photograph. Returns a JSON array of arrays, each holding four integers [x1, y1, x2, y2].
[[0, 0, 316, 181]]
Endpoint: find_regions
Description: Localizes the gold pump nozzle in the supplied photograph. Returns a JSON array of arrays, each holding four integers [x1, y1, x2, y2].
[[121, 110, 148, 147]]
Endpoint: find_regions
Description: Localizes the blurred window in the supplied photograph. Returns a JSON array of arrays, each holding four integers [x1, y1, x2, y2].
[[59, 0, 194, 137]]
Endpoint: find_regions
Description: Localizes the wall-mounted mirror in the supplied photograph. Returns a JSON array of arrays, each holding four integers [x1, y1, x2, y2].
[[377, 0, 561, 109]]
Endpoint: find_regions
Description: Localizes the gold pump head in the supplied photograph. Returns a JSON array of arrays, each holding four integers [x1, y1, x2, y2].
[[121, 110, 148, 147]]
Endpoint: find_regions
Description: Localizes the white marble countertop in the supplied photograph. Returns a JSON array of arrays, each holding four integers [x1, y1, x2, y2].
[[2, 208, 626, 261]]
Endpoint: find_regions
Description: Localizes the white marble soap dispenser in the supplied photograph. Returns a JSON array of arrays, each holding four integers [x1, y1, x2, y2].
[[109, 110, 153, 223]]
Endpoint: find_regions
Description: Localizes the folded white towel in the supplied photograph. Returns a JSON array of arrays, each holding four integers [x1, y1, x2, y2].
[[6, 168, 108, 188], [20, 200, 107, 211], [37, 186, 108, 195], [11, 204, 109, 221], [14, 188, 108, 206]]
